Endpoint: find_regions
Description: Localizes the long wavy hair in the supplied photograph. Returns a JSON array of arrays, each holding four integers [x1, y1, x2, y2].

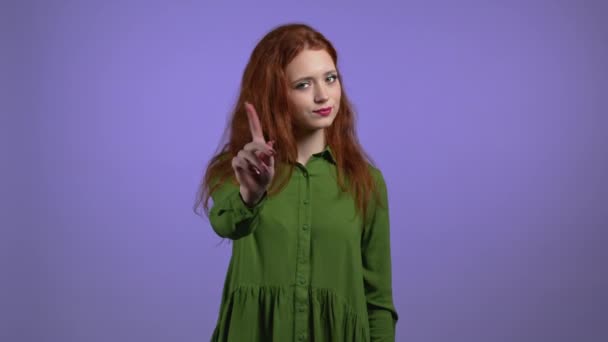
[[193, 23, 381, 228]]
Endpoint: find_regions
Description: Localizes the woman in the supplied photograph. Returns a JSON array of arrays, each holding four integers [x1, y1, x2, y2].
[[195, 23, 398, 341]]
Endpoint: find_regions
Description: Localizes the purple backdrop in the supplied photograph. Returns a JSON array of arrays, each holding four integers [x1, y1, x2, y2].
[[2, 1, 607, 341]]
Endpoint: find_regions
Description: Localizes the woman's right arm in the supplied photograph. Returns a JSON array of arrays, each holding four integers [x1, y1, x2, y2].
[[208, 180, 268, 240], [209, 101, 274, 240]]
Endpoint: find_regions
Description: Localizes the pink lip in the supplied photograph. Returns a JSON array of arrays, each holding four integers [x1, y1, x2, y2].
[[313, 107, 332, 116]]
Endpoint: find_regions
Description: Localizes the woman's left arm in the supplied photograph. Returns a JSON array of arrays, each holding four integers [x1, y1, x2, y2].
[[362, 168, 399, 341]]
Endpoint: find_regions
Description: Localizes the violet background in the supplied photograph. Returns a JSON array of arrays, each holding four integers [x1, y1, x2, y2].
[[2, 0, 606, 341]]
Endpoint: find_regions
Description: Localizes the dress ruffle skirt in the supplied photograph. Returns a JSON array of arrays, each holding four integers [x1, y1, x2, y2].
[[211, 285, 369, 342]]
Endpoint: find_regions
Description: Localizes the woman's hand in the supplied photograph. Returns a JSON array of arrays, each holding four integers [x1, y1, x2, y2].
[[231, 102, 276, 207]]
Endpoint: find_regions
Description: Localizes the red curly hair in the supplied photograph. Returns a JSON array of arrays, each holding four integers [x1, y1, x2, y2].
[[193, 23, 381, 227]]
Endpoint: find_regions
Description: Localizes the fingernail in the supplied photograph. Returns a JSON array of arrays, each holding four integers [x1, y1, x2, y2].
[[249, 163, 261, 175]]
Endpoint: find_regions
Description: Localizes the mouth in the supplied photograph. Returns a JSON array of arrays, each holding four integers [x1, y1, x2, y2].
[[313, 106, 332, 116]]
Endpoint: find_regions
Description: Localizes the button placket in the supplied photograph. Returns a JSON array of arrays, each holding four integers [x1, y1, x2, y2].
[[294, 166, 312, 341]]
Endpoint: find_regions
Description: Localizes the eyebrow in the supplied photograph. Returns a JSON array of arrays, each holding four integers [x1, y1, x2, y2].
[[291, 70, 338, 84]]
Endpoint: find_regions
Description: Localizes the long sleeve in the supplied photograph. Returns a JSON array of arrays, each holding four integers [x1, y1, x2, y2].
[[362, 168, 399, 341], [208, 180, 268, 240]]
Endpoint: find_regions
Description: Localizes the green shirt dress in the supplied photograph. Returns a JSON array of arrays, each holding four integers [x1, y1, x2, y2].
[[208, 145, 398, 341]]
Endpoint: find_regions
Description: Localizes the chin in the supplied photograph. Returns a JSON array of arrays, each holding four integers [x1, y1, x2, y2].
[[298, 123, 333, 134], [313, 118, 335, 128], [296, 115, 337, 132]]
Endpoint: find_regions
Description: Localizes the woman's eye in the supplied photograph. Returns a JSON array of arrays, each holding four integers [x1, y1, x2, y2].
[[327, 74, 338, 82], [295, 75, 338, 90], [295, 82, 309, 89]]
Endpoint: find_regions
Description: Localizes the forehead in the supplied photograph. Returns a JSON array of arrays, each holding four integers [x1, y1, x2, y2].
[[285, 49, 335, 78]]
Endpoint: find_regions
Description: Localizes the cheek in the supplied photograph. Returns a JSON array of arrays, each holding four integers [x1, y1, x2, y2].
[[290, 94, 310, 111], [286, 94, 308, 121], [331, 84, 342, 99], [331, 87, 341, 112]]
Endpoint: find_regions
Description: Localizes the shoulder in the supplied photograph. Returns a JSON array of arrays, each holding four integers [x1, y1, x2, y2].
[[365, 163, 389, 209], [366, 163, 387, 189], [362, 163, 390, 228]]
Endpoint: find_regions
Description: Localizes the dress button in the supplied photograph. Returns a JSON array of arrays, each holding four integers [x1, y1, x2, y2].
[[303, 199, 309, 205], [302, 224, 309, 231], [298, 333, 307, 341], [298, 277, 305, 285], [298, 305, 306, 312]]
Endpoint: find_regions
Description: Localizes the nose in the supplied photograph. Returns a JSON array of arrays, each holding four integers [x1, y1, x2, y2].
[[314, 83, 329, 103]]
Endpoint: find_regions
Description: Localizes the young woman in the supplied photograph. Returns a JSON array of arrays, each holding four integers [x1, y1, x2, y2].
[[195, 23, 398, 342]]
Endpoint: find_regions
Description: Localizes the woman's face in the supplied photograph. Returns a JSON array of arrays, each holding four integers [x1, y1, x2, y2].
[[285, 48, 341, 134]]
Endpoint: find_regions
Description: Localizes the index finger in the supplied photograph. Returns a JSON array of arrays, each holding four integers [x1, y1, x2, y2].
[[244, 101, 266, 143]]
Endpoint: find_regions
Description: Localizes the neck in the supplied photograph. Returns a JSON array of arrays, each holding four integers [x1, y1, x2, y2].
[[295, 128, 326, 165]]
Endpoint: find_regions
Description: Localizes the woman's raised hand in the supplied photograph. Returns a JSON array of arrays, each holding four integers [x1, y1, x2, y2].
[[231, 102, 276, 206]]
